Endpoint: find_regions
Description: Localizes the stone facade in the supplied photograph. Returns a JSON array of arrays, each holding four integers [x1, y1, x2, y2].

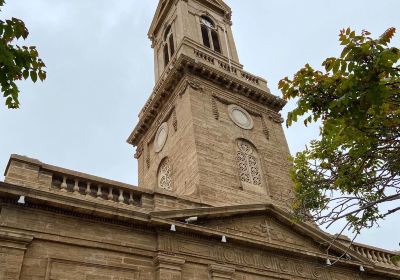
[[1, 0, 399, 279]]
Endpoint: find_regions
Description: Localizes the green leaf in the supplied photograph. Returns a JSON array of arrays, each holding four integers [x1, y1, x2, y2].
[[30, 71, 37, 83], [22, 69, 29, 80]]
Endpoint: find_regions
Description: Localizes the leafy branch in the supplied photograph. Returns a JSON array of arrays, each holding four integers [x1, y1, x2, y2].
[[0, 0, 46, 108], [280, 27, 400, 236]]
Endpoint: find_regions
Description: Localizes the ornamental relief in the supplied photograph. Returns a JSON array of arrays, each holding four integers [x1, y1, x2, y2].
[[200, 215, 320, 253], [158, 158, 173, 191], [236, 140, 262, 187], [158, 234, 356, 280]]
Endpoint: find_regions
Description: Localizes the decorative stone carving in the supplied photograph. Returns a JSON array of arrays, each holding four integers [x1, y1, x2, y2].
[[236, 140, 261, 186], [154, 123, 169, 153], [172, 110, 178, 131], [211, 97, 219, 120], [146, 145, 151, 169], [159, 233, 339, 280], [134, 144, 144, 159], [187, 80, 203, 92], [228, 105, 253, 130], [158, 158, 173, 191], [261, 117, 270, 140]]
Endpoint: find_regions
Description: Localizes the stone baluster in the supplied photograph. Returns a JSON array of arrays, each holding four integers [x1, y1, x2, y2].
[[128, 192, 134, 205], [376, 252, 383, 263], [118, 189, 124, 204], [371, 251, 378, 262], [61, 176, 68, 192], [366, 250, 373, 261], [360, 247, 367, 259], [108, 187, 114, 201], [97, 185, 102, 199], [384, 253, 390, 264], [354, 246, 361, 255], [381, 253, 389, 264], [73, 179, 79, 194], [85, 182, 91, 196]]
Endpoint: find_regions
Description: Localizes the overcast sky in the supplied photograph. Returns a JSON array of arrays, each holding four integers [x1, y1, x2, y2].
[[1, 0, 399, 250]]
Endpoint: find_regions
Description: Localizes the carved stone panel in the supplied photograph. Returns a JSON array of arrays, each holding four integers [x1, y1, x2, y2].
[[158, 159, 173, 191], [199, 215, 323, 254], [236, 140, 262, 187], [158, 233, 337, 280]]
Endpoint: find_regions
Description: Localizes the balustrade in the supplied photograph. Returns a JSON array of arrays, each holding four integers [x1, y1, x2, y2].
[[193, 48, 261, 86], [352, 244, 399, 268], [52, 174, 141, 207]]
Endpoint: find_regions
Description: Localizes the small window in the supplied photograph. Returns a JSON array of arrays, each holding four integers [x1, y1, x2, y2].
[[163, 25, 174, 67], [200, 16, 221, 54]]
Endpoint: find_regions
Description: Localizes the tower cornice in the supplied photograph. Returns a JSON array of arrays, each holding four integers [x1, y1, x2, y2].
[[127, 40, 286, 146]]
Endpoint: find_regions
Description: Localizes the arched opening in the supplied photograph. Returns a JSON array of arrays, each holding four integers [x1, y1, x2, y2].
[[163, 25, 175, 67], [200, 16, 221, 53], [236, 139, 262, 187], [158, 158, 173, 191]]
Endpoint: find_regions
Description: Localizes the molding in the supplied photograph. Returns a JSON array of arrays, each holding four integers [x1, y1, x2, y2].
[[45, 257, 139, 280], [127, 47, 286, 146], [209, 264, 235, 279], [0, 229, 33, 250], [153, 253, 186, 268]]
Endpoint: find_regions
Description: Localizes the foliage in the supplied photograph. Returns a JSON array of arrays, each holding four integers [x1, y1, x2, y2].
[[0, 0, 46, 108], [279, 28, 400, 234]]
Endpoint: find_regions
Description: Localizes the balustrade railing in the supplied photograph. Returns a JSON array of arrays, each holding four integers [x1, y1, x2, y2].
[[52, 174, 141, 207], [352, 244, 400, 268], [193, 48, 260, 86]]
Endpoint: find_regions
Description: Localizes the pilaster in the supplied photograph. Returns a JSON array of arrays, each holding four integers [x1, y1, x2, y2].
[[153, 253, 186, 280], [208, 264, 235, 280], [0, 229, 33, 280]]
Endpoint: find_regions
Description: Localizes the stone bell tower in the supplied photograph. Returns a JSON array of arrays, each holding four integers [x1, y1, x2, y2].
[[127, 0, 293, 207]]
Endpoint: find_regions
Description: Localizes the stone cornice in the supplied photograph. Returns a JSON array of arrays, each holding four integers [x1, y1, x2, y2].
[[150, 204, 400, 276], [127, 43, 286, 146], [0, 229, 34, 250], [0, 182, 398, 277], [150, 216, 374, 272]]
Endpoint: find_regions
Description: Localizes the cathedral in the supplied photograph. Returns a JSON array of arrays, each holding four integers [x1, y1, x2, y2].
[[0, 0, 399, 279]]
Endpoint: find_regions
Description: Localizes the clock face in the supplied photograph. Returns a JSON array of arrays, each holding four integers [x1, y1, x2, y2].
[[228, 105, 254, 130], [154, 122, 169, 153]]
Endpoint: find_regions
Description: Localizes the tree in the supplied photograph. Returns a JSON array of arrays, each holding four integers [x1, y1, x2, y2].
[[0, 0, 46, 109], [279, 28, 400, 237]]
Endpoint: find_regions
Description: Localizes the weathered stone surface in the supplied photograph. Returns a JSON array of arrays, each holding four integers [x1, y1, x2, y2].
[[0, 0, 398, 279]]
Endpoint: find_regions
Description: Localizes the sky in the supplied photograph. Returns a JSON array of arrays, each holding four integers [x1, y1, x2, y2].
[[0, 0, 399, 250]]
